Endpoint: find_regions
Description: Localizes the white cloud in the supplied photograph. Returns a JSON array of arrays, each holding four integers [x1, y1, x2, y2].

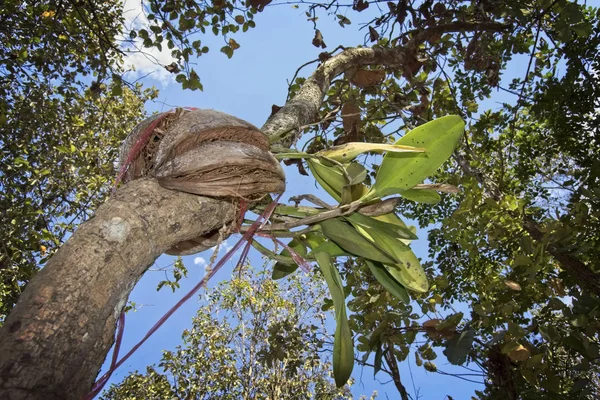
[[193, 256, 206, 266], [210, 239, 235, 254], [119, 0, 177, 86], [223, 240, 234, 253]]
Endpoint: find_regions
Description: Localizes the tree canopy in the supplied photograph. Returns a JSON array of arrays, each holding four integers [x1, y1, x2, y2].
[[1, 0, 599, 399], [102, 269, 375, 399]]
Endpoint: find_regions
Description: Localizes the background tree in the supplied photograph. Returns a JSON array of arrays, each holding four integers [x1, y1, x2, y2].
[[102, 268, 375, 400], [0, 0, 599, 399], [0, 0, 157, 320]]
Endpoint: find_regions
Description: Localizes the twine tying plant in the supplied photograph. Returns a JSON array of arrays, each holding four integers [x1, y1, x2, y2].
[[86, 109, 287, 399]]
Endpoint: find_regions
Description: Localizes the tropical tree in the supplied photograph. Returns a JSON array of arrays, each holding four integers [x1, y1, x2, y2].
[[101, 268, 374, 400], [0, 0, 157, 320], [0, 1, 599, 399]]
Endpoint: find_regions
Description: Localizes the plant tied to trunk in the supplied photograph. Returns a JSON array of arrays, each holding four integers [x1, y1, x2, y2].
[[118, 108, 286, 255]]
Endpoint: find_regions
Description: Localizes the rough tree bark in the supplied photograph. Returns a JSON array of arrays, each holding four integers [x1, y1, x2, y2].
[[0, 21, 508, 400], [0, 179, 235, 399]]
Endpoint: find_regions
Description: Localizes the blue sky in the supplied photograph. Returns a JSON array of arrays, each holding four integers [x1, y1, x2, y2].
[[91, 0, 565, 397]]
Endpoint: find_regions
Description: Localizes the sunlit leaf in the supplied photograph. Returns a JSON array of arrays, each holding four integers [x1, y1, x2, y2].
[[314, 252, 354, 387], [365, 116, 465, 200]]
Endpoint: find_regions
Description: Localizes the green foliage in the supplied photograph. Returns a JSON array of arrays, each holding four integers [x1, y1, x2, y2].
[[0, 0, 158, 322], [0, 83, 155, 321], [365, 116, 465, 200], [156, 257, 188, 292], [3, 0, 600, 398], [315, 252, 354, 387], [126, 0, 262, 90], [101, 269, 363, 399]]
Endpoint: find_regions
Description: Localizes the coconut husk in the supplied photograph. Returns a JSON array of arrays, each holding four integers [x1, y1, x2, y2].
[[119, 108, 286, 255]]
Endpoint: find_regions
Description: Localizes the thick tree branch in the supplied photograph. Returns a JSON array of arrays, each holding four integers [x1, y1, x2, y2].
[[0, 179, 235, 400], [262, 21, 509, 146]]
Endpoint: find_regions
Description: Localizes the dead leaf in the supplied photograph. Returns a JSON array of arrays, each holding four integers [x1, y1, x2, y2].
[[422, 319, 452, 340], [504, 280, 522, 291], [353, 0, 369, 11], [269, 104, 282, 119], [247, 0, 272, 11], [165, 62, 180, 73], [350, 69, 386, 87], [312, 29, 326, 49], [228, 38, 240, 50], [423, 319, 441, 329], [318, 52, 332, 62], [549, 278, 566, 296], [283, 158, 308, 176], [433, 2, 446, 14], [508, 345, 530, 362], [405, 57, 423, 78], [368, 26, 380, 42], [341, 102, 361, 140]]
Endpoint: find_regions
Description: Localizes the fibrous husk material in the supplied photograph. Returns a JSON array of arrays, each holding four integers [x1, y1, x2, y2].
[[119, 108, 286, 255]]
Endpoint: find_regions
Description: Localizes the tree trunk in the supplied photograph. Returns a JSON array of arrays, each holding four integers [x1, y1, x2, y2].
[[0, 179, 235, 400]]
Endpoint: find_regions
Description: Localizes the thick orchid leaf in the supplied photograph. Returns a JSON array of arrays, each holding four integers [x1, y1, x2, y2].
[[345, 212, 417, 240], [319, 218, 395, 264], [365, 116, 465, 200], [365, 260, 410, 303], [315, 252, 354, 387], [352, 224, 428, 293], [317, 142, 425, 163]]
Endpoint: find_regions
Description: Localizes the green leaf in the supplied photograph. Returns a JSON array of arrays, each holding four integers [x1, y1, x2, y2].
[[319, 218, 395, 264], [316, 142, 424, 163], [372, 212, 416, 245], [307, 158, 346, 201], [111, 83, 123, 97], [311, 240, 350, 257], [374, 344, 383, 376], [501, 340, 521, 354], [400, 188, 441, 204], [307, 159, 368, 203], [345, 212, 418, 240], [344, 162, 367, 185], [314, 252, 354, 387], [443, 329, 475, 365], [436, 312, 463, 332], [365, 116, 465, 200], [365, 261, 410, 303], [349, 221, 428, 292]]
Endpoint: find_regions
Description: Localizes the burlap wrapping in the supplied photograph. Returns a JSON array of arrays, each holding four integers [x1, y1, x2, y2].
[[118, 108, 285, 255]]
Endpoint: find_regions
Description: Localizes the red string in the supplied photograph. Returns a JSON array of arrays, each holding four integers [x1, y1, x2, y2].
[[255, 232, 312, 273], [112, 107, 199, 194], [84, 312, 125, 400], [235, 199, 248, 232], [84, 193, 282, 399]]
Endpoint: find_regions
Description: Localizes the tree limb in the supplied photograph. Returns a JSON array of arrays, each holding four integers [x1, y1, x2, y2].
[[383, 343, 409, 400], [0, 179, 235, 400], [262, 21, 509, 146]]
